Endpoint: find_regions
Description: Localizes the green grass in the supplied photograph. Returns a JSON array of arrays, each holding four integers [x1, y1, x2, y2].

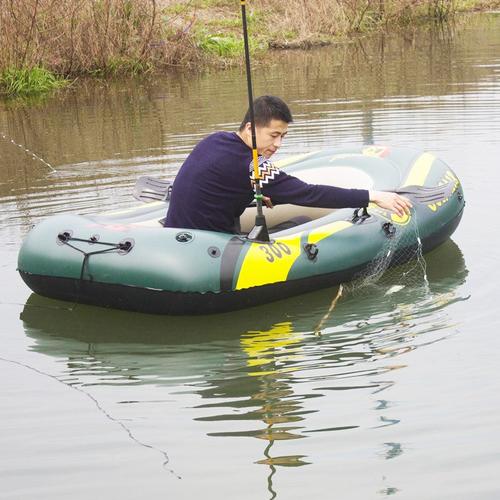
[[0, 67, 68, 97], [196, 26, 266, 60], [197, 33, 245, 57], [206, 17, 242, 29]]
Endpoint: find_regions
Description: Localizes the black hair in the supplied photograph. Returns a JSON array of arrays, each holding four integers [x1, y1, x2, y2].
[[239, 95, 293, 131]]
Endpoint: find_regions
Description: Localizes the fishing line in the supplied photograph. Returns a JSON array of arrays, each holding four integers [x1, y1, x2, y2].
[[0, 132, 57, 173], [0, 355, 181, 479]]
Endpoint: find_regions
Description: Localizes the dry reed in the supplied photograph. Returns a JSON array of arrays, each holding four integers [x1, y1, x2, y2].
[[0, 0, 496, 80], [0, 0, 202, 76], [255, 0, 466, 47]]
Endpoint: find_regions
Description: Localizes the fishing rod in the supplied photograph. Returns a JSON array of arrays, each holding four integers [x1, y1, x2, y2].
[[240, 0, 270, 242]]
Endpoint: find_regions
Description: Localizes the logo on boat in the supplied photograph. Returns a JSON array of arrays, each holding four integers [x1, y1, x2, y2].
[[369, 205, 411, 226], [362, 146, 390, 158], [427, 170, 460, 212]]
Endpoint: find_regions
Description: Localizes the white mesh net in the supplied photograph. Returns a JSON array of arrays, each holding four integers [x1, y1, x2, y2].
[[345, 213, 429, 296]]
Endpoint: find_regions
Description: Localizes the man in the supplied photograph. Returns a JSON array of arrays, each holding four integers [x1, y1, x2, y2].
[[164, 95, 411, 233]]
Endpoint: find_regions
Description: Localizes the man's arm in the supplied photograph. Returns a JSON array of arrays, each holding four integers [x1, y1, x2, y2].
[[258, 162, 411, 216]]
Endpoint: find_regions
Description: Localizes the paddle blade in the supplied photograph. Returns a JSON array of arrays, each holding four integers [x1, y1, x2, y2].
[[133, 176, 173, 203], [396, 181, 456, 204]]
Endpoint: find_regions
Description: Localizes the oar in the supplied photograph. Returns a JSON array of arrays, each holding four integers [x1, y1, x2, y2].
[[395, 181, 457, 204], [240, 0, 270, 242], [132, 175, 173, 202], [133, 175, 458, 208]]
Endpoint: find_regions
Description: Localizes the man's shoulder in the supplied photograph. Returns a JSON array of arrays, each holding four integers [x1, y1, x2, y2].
[[192, 131, 248, 165], [201, 130, 240, 145], [192, 131, 243, 155]]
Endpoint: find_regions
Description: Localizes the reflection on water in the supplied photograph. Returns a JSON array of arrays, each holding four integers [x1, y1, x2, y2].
[[20, 240, 467, 495]]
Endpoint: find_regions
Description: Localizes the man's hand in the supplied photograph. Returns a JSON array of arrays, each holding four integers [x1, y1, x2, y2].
[[263, 196, 274, 209], [369, 190, 412, 217]]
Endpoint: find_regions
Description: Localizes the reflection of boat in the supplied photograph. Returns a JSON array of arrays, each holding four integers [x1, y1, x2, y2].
[[18, 146, 465, 314]]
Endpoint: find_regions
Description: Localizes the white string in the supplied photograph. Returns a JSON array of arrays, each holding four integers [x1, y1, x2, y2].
[[1, 132, 57, 173], [0, 355, 181, 478], [346, 209, 429, 293]]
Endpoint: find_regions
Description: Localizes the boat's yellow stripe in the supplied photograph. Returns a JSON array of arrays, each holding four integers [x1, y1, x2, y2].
[[402, 152, 435, 187], [236, 234, 302, 290], [236, 221, 354, 289], [308, 221, 352, 245]]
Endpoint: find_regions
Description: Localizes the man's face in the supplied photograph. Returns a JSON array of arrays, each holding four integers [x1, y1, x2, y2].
[[252, 119, 289, 158]]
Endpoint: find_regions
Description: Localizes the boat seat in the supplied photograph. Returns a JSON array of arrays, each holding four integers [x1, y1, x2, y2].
[[269, 215, 312, 233], [157, 215, 312, 234]]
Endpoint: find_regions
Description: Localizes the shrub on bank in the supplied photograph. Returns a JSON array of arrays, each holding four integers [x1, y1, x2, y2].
[[0, 0, 202, 82], [1, 0, 499, 96], [255, 0, 500, 47]]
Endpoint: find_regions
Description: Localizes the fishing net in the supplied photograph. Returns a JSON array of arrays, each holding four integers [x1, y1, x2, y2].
[[344, 212, 429, 297], [313, 212, 431, 335]]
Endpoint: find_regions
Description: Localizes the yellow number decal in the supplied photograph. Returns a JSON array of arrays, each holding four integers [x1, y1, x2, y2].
[[236, 236, 301, 290], [258, 242, 292, 263]]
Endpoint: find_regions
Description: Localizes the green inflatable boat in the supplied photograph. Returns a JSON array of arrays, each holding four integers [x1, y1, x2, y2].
[[18, 145, 465, 315]]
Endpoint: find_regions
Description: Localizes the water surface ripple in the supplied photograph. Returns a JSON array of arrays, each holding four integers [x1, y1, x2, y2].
[[1, 13, 499, 500]]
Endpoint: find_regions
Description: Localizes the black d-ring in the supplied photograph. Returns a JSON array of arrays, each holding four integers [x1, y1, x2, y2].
[[352, 207, 370, 224], [57, 229, 73, 245], [118, 238, 135, 255], [304, 243, 319, 261], [382, 222, 396, 238]]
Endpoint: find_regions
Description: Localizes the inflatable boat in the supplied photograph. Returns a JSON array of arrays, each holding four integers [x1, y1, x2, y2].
[[17, 145, 465, 315]]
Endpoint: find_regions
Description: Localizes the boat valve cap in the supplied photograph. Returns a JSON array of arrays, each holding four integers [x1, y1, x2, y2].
[[176, 231, 194, 243], [207, 246, 221, 258]]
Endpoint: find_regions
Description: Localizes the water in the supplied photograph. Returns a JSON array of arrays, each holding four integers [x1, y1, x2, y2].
[[1, 13, 500, 499]]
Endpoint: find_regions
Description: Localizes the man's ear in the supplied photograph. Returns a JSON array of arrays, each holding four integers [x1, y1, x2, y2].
[[244, 122, 252, 133]]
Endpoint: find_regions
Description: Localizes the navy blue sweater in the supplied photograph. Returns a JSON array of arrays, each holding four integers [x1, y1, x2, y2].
[[164, 131, 369, 233]]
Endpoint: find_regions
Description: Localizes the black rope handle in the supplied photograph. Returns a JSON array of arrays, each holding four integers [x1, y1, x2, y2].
[[57, 231, 134, 281]]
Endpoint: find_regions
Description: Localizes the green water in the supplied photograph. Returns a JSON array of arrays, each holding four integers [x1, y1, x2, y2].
[[1, 13, 499, 499]]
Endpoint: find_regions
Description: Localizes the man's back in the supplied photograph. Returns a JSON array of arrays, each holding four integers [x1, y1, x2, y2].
[[165, 131, 254, 233]]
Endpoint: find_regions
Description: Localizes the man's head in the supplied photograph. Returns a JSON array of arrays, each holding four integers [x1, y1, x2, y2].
[[239, 95, 293, 158]]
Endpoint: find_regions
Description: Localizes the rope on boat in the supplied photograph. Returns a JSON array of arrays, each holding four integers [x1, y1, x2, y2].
[[57, 231, 134, 281]]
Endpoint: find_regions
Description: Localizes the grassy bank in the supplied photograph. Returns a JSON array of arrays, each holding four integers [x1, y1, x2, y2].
[[0, 68, 68, 97], [1, 0, 499, 96]]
